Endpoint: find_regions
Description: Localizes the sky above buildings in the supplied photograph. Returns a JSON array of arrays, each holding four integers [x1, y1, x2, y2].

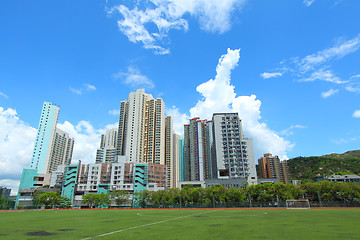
[[1, 0, 360, 193]]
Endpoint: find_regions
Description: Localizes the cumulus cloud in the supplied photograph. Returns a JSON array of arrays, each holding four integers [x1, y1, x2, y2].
[[0, 106, 118, 194], [0, 107, 37, 194], [166, 106, 189, 135], [0, 91, 8, 99], [70, 83, 97, 95], [321, 89, 339, 98], [353, 110, 360, 118], [260, 72, 282, 79], [108, 0, 246, 54], [114, 66, 154, 88], [176, 48, 293, 160], [57, 121, 118, 165]]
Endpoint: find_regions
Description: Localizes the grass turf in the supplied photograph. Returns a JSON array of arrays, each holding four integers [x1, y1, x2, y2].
[[0, 208, 359, 239]]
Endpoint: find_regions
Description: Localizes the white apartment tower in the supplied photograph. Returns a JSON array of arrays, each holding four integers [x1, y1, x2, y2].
[[116, 89, 168, 165], [211, 113, 257, 185], [30, 102, 74, 174]]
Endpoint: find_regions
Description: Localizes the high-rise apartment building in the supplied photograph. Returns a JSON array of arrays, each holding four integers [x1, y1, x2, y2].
[[30, 102, 59, 173], [212, 113, 257, 185], [172, 133, 181, 188], [48, 128, 74, 172], [116, 100, 128, 156], [165, 116, 173, 189], [178, 137, 185, 182], [258, 153, 290, 183], [30, 102, 74, 174], [183, 118, 212, 182], [96, 128, 118, 163], [115, 89, 168, 165]]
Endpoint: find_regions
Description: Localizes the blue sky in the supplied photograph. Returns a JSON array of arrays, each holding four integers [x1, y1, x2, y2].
[[1, 0, 360, 192]]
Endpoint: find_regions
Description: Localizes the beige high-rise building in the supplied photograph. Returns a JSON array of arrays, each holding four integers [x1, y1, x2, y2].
[[172, 133, 181, 188], [116, 89, 169, 165], [48, 128, 74, 173]]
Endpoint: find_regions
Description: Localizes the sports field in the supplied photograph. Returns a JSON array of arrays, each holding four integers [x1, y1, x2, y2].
[[0, 208, 359, 239]]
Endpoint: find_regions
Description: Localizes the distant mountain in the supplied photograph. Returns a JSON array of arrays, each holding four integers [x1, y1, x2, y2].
[[287, 150, 360, 179]]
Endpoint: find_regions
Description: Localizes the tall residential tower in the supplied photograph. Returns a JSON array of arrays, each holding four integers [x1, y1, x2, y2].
[[211, 113, 257, 185], [30, 102, 73, 174]]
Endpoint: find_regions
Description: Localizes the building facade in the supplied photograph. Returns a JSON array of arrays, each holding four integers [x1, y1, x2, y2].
[[258, 153, 290, 184], [211, 113, 257, 185], [48, 128, 74, 172], [96, 128, 118, 163], [116, 89, 168, 165], [29, 102, 74, 174], [30, 102, 59, 173], [183, 118, 212, 182]]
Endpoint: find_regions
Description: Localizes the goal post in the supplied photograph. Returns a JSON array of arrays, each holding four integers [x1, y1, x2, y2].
[[286, 199, 310, 209]]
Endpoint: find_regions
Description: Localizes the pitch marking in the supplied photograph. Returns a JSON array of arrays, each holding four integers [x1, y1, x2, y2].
[[81, 210, 221, 239]]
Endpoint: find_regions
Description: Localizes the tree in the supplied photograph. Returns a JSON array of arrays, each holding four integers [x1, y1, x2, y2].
[[33, 192, 60, 208], [98, 193, 110, 208], [111, 190, 130, 207], [133, 190, 148, 208], [58, 196, 72, 208], [82, 193, 99, 208]]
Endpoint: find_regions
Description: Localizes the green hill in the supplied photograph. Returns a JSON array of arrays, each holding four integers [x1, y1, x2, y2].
[[287, 150, 360, 179]]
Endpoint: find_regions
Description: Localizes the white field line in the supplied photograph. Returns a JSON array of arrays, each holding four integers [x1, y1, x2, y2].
[[81, 209, 221, 240]]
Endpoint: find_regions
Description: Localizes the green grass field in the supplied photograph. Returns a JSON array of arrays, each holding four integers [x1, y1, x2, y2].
[[1, 208, 359, 239]]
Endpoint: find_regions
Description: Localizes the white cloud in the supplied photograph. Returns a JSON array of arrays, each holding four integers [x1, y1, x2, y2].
[[57, 121, 118, 165], [260, 72, 282, 79], [114, 66, 154, 88], [345, 85, 360, 93], [299, 69, 347, 84], [353, 110, 360, 118], [263, 34, 360, 95], [303, 0, 315, 7], [84, 83, 96, 91], [321, 89, 339, 98], [0, 179, 20, 195], [70, 83, 97, 95], [166, 106, 189, 135], [0, 106, 118, 194], [0, 107, 37, 193], [108, 0, 246, 54], [331, 136, 358, 145], [345, 74, 360, 93], [350, 74, 360, 80], [280, 125, 307, 136], [0, 92, 8, 99], [296, 34, 360, 73], [186, 48, 293, 160], [108, 109, 120, 116]]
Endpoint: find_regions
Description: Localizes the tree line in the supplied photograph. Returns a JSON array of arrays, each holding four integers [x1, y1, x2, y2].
[[27, 181, 360, 209], [82, 181, 360, 208]]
